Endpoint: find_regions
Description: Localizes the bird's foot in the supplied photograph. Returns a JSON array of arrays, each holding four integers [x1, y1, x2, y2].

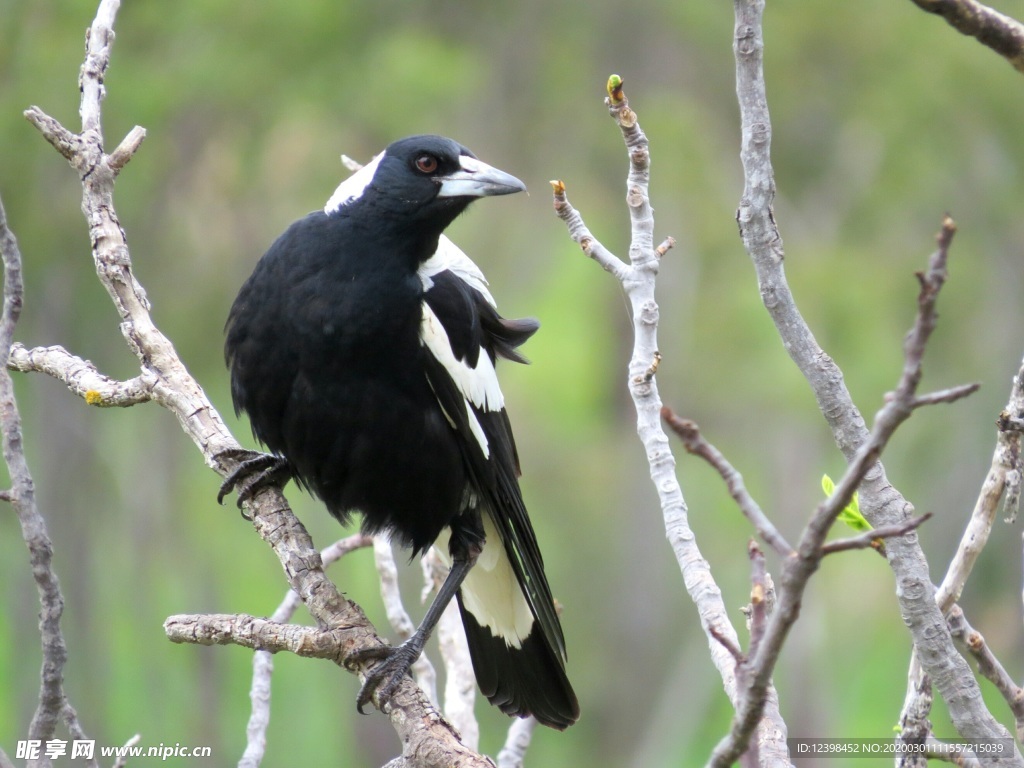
[[216, 448, 292, 508], [349, 640, 425, 714]]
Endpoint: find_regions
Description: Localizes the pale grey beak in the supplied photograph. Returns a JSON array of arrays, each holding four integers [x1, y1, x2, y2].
[[436, 155, 526, 198]]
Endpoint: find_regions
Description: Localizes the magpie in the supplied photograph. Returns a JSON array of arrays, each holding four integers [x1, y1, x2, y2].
[[221, 135, 579, 729]]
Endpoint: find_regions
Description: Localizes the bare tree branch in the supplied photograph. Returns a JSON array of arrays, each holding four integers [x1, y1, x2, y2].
[[898, 668, 933, 768], [110, 734, 141, 768], [552, 76, 791, 768], [496, 717, 537, 768], [14, 2, 491, 765], [906, 0, 1024, 73], [731, 1, 1017, 762], [947, 605, 1024, 741], [165, 613, 362, 659], [8, 343, 153, 406], [0, 193, 97, 766], [936, 354, 1024, 611], [911, 383, 981, 408], [708, 271, 954, 766], [239, 533, 372, 768], [820, 514, 932, 556]]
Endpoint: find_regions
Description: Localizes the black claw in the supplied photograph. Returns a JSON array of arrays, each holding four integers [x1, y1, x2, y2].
[[349, 642, 423, 714], [216, 449, 292, 508]]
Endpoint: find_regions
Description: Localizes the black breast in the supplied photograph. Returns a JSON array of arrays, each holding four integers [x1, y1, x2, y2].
[[225, 210, 467, 551]]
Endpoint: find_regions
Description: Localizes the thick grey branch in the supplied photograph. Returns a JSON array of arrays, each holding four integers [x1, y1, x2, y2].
[[731, 0, 1014, 763]]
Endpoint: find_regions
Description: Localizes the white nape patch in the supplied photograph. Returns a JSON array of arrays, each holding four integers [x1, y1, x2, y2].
[[419, 237, 497, 308], [433, 517, 534, 648], [323, 152, 383, 214]]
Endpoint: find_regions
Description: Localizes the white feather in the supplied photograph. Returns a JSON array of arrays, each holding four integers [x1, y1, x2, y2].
[[420, 302, 504, 412], [419, 237, 497, 308], [323, 152, 383, 214], [433, 517, 534, 649], [420, 303, 501, 457]]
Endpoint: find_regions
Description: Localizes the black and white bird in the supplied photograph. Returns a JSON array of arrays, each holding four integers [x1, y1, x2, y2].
[[221, 135, 579, 729]]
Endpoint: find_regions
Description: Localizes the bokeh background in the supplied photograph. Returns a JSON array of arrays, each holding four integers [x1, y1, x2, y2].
[[3, 1, 1024, 765]]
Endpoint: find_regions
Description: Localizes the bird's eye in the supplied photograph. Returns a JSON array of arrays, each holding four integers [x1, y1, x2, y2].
[[415, 155, 438, 174]]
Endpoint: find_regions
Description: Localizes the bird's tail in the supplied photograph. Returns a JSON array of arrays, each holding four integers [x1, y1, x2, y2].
[[457, 594, 579, 730], [450, 512, 579, 730]]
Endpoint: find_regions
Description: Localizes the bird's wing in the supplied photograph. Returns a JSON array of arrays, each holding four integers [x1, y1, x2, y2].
[[419, 271, 565, 663]]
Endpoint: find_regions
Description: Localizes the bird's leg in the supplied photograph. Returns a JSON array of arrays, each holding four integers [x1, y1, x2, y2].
[[215, 448, 293, 508], [351, 538, 480, 714]]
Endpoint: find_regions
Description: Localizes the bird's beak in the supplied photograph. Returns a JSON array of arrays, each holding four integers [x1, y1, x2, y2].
[[436, 155, 526, 198]]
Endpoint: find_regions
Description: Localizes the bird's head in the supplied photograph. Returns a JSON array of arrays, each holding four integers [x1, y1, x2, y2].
[[325, 135, 525, 235]]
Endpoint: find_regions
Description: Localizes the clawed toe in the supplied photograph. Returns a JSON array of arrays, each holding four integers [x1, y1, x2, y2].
[[349, 643, 420, 714], [216, 449, 292, 507]]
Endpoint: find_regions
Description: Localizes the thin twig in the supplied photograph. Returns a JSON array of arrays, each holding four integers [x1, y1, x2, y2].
[[821, 513, 933, 555], [707, 624, 745, 665], [911, 383, 981, 408], [746, 542, 768, 659], [660, 410, 793, 557], [110, 734, 141, 768]]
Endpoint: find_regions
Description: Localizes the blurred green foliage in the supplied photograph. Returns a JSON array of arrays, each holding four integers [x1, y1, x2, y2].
[[2, 0, 1024, 765]]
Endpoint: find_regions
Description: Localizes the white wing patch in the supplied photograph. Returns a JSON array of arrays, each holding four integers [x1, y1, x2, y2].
[[433, 517, 534, 648], [419, 237, 497, 308], [420, 302, 504, 458], [323, 152, 383, 214]]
